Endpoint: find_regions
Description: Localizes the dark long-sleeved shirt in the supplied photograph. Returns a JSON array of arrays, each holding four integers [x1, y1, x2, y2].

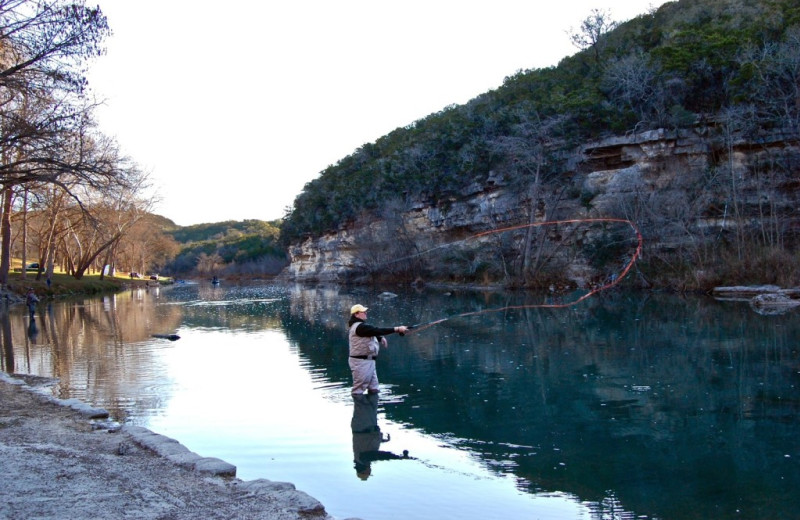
[[347, 317, 399, 339], [353, 322, 396, 338]]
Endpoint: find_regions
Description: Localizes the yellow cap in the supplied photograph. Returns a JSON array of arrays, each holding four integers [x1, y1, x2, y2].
[[350, 304, 368, 315]]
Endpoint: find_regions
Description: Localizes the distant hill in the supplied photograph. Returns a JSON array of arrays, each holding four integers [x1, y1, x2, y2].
[[163, 219, 287, 277], [148, 214, 180, 232]]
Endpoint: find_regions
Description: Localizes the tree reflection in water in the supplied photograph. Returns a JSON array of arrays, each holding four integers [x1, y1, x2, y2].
[[2, 283, 799, 520]]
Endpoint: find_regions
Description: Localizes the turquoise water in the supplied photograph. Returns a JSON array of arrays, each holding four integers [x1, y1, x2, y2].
[[4, 282, 800, 520]]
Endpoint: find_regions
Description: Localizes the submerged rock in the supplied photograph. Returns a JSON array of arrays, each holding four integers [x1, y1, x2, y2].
[[749, 293, 800, 315]]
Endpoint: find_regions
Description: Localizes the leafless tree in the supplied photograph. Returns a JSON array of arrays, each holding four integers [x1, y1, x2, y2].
[[602, 51, 673, 129], [63, 159, 151, 280], [568, 8, 619, 65], [196, 252, 224, 277], [115, 215, 180, 277], [490, 109, 567, 287], [0, 0, 108, 94], [0, 1, 113, 284]]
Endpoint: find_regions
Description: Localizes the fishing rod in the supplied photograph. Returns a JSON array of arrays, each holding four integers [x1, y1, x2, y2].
[[405, 218, 643, 334]]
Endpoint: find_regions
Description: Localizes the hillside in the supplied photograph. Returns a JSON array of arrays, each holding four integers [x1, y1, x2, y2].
[[278, 0, 800, 290], [164, 219, 287, 277]]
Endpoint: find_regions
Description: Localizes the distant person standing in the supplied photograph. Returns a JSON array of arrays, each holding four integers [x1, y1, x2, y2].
[[347, 304, 407, 395], [25, 288, 39, 318]]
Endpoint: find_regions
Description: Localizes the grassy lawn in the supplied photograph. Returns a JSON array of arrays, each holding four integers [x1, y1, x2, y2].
[[7, 261, 169, 299]]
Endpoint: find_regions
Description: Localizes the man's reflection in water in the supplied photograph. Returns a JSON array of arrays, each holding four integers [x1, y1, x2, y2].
[[27, 317, 38, 340], [351, 393, 411, 480]]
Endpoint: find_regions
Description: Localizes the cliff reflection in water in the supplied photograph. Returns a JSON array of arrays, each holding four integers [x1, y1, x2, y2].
[[282, 285, 800, 520], [1, 282, 798, 519]]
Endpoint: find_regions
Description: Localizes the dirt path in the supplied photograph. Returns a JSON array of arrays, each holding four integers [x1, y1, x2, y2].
[[0, 373, 345, 520]]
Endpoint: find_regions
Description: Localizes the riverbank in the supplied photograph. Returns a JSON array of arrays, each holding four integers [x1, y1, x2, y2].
[[0, 372, 345, 520], [4, 271, 158, 301]]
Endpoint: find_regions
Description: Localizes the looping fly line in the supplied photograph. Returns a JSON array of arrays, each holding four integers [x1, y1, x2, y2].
[[406, 218, 643, 334]]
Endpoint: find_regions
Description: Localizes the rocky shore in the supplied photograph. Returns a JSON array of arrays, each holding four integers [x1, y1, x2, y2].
[[0, 372, 349, 520]]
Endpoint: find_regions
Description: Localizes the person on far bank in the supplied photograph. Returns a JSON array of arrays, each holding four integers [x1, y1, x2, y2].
[[25, 288, 39, 318], [347, 304, 408, 396]]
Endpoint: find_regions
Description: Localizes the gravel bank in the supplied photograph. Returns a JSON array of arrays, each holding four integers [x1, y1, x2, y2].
[[0, 372, 349, 520]]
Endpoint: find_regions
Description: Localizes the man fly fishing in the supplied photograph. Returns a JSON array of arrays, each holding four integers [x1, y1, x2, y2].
[[347, 304, 408, 395]]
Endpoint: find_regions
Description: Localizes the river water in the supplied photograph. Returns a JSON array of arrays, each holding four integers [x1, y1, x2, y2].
[[2, 282, 799, 520]]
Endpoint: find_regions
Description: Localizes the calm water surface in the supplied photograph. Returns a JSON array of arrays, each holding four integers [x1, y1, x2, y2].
[[2, 282, 800, 520]]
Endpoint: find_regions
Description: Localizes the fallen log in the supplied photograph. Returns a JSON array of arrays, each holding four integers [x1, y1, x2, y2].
[[152, 334, 181, 341]]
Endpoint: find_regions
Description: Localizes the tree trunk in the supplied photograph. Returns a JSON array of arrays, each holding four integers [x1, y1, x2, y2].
[[99, 244, 115, 280], [21, 189, 28, 281], [521, 163, 542, 286], [0, 186, 13, 286]]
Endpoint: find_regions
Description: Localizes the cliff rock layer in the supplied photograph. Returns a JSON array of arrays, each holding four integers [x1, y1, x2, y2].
[[285, 127, 800, 287]]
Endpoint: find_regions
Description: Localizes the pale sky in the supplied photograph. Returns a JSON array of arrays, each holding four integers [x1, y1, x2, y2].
[[87, 1, 666, 226]]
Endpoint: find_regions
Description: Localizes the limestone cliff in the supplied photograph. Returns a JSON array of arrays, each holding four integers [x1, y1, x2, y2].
[[283, 126, 800, 288]]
